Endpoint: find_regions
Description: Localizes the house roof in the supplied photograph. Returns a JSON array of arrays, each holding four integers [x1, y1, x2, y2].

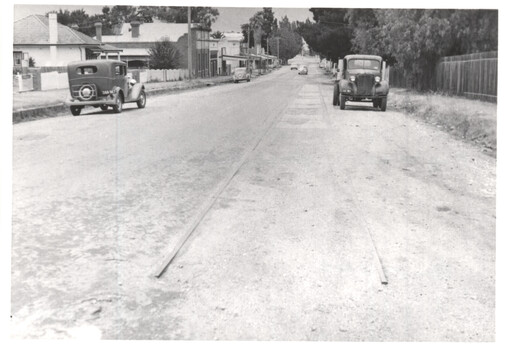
[[100, 22, 199, 43], [222, 32, 244, 42], [14, 14, 102, 46]]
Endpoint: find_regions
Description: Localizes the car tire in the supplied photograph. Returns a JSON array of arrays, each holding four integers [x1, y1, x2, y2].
[[333, 84, 339, 106], [136, 90, 146, 109], [234, 80, 238, 83], [70, 106, 82, 116], [100, 105, 108, 111], [380, 97, 387, 112], [340, 94, 346, 110], [247, 78, 250, 82], [112, 94, 123, 113]]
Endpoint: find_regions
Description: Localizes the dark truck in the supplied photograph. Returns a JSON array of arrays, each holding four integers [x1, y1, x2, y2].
[[332, 54, 389, 111]]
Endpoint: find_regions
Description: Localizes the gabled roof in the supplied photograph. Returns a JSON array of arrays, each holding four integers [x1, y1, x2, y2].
[[14, 14, 102, 46], [100, 22, 193, 43], [221, 32, 243, 42]]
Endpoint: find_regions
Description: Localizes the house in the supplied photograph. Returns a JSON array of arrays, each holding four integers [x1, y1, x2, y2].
[[97, 19, 211, 77], [13, 13, 121, 68], [217, 32, 246, 75]]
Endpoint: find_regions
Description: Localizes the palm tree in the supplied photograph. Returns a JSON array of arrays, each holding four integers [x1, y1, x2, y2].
[[250, 13, 264, 54]]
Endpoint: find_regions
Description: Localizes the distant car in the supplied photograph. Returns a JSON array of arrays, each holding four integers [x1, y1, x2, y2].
[[298, 65, 308, 75], [290, 63, 299, 70], [66, 59, 146, 116], [232, 67, 251, 83]]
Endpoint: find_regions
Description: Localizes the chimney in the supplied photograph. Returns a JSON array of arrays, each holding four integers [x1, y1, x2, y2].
[[130, 21, 140, 38], [49, 13, 58, 44], [48, 13, 58, 65], [94, 22, 102, 42]]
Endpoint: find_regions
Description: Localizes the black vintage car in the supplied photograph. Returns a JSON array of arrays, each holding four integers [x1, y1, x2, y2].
[[66, 60, 146, 116], [333, 54, 389, 111]]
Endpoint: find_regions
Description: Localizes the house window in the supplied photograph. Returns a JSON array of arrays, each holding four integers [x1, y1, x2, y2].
[[13, 52, 22, 66]]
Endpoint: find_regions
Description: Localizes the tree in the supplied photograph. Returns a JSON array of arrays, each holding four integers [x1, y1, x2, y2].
[[241, 8, 279, 52], [153, 7, 219, 29], [296, 8, 353, 62], [210, 31, 225, 39], [268, 25, 302, 62], [148, 39, 181, 69]]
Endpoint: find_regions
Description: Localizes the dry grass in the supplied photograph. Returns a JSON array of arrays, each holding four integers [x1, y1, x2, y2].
[[389, 88, 497, 157]]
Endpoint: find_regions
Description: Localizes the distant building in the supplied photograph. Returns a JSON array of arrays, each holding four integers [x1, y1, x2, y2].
[[219, 32, 245, 74], [97, 20, 211, 77], [13, 14, 121, 68]]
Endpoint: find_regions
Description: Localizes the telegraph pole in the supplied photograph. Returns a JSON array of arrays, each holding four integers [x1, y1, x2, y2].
[[247, 24, 250, 72], [187, 7, 192, 79]]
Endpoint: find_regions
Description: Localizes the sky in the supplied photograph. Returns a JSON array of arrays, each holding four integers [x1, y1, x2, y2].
[[13, 4, 313, 33]]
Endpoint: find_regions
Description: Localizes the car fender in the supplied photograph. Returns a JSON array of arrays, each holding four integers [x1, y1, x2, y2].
[[338, 80, 354, 94], [129, 83, 145, 101], [112, 86, 124, 100], [374, 81, 389, 95]]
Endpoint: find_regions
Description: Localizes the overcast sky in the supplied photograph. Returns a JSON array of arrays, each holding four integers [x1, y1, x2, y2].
[[13, 5, 313, 32]]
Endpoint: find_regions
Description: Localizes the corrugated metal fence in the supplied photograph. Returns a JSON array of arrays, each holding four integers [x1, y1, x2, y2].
[[389, 51, 497, 102]]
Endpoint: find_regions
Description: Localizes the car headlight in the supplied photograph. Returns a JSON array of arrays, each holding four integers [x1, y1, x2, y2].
[[350, 76, 356, 82], [375, 76, 381, 83]]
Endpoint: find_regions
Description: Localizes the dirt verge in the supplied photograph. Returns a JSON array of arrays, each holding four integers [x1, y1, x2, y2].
[[389, 88, 497, 157]]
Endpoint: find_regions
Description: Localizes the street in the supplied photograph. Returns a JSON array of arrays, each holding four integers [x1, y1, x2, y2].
[[11, 57, 495, 340]]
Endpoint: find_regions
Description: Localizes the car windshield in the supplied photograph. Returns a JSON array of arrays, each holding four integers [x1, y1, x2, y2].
[[348, 59, 380, 70], [235, 68, 246, 73]]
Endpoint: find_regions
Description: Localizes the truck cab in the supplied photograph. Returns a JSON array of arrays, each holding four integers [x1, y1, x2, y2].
[[333, 54, 389, 111]]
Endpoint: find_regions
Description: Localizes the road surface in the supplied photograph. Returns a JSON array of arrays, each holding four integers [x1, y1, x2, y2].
[[11, 57, 495, 340]]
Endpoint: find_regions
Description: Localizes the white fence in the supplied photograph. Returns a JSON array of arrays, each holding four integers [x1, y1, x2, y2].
[[13, 73, 34, 92], [41, 71, 69, 90], [16, 68, 191, 92], [139, 69, 189, 83]]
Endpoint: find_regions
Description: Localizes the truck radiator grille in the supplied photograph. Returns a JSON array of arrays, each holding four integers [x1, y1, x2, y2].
[[356, 75, 374, 95]]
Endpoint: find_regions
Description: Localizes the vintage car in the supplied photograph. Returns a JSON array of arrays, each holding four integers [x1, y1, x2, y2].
[[333, 54, 389, 111], [298, 65, 308, 75], [232, 67, 251, 83], [67, 60, 146, 116]]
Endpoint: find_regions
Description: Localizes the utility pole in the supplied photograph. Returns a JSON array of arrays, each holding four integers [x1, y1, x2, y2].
[[187, 7, 192, 79], [247, 24, 250, 72]]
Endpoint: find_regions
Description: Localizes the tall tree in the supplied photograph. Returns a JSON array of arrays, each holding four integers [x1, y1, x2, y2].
[[148, 39, 181, 69], [297, 8, 353, 62]]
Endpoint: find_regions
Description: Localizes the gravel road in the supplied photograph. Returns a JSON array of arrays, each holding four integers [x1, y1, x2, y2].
[[11, 57, 495, 340]]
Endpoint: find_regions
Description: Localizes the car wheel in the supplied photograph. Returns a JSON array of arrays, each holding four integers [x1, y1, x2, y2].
[[112, 94, 123, 113], [233, 80, 238, 83], [333, 84, 339, 106], [247, 78, 250, 82], [380, 97, 387, 112], [100, 105, 108, 111], [136, 90, 146, 109], [339, 94, 346, 110], [70, 106, 82, 116]]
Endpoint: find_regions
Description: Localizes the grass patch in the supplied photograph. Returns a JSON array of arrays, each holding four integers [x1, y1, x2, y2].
[[389, 88, 497, 157]]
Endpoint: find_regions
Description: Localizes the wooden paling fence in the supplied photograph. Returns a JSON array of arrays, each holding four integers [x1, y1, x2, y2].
[[435, 51, 497, 102], [389, 51, 497, 102]]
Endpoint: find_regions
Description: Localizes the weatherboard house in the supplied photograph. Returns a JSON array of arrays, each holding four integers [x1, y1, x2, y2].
[[13, 13, 121, 68], [96, 19, 211, 78]]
